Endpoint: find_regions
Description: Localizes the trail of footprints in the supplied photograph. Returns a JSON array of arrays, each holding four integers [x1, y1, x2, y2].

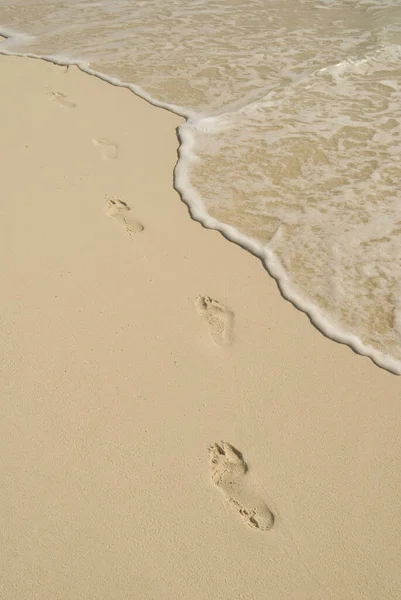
[[45, 85, 269, 533], [46, 86, 238, 349], [46, 89, 135, 233], [209, 441, 274, 531]]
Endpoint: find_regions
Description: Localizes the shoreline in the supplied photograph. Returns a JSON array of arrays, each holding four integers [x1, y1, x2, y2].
[[1, 54, 401, 599], [1, 35, 400, 375]]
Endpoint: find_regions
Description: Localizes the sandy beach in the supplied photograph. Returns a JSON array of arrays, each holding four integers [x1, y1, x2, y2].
[[1, 54, 401, 599]]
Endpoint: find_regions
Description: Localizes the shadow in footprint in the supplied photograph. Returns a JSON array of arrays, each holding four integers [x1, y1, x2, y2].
[[196, 296, 234, 346], [209, 441, 274, 531], [104, 198, 144, 236]]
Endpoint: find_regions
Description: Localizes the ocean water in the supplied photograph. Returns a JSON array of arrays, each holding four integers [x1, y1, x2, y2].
[[1, 0, 401, 372]]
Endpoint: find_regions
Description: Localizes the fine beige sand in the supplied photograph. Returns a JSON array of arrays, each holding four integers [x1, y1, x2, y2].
[[1, 55, 401, 600]]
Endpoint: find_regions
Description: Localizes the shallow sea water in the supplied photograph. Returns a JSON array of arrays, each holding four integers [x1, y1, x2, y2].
[[1, 0, 401, 371]]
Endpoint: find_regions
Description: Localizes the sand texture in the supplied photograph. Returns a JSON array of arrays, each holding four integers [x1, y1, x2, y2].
[[1, 55, 401, 600]]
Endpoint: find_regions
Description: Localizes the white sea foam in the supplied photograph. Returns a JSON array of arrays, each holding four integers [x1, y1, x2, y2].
[[1, 0, 401, 373]]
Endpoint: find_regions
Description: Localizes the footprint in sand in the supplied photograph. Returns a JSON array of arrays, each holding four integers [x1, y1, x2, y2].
[[209, 441, 274, 531], [104, 198, 144, 236], [93, 137, 119, 160], [196, 296, 234, 346], [51, 63, 70, 75], [48, 91, 76, 108]]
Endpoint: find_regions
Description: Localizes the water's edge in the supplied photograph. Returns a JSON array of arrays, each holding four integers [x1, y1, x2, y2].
[[1, 29, 399, 375]]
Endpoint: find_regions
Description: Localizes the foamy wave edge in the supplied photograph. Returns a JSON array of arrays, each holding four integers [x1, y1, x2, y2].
[[1, 28, 400, 376]]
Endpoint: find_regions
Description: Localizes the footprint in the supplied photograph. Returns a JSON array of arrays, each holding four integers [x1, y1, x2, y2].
[[48, 91, 76, 108], [196, 296, 234, 346], [93, 137, 119, 160], [104, 198, 144, 236], [53, 64, 70, 75], [209, 441, 274, 531]]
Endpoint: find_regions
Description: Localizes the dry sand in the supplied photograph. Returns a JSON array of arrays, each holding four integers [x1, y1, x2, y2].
[[1, 55, 401, 600]]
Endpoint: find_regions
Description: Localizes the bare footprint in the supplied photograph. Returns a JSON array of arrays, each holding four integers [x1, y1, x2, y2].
[[93, 137, 119, 160], [209, 441, 274, 531], [48, 91, 76, 108], [104, 198, 144, 236], [52, 64, 70, 75], [196, 296, 234, 346]]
